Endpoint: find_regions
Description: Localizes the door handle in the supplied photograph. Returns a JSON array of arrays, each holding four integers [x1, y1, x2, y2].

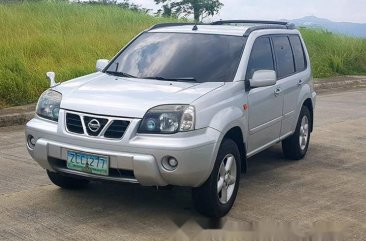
[[298, 79, 305, 86], [274, 87, 281, 96]]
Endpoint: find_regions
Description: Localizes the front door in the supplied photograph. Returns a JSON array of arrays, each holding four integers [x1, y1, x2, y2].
[[246, 37, 283, 154]]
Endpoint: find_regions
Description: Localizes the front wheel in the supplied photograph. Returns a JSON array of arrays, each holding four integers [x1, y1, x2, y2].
[[282, 106, 312, 160], [192, 138, 241, 218]]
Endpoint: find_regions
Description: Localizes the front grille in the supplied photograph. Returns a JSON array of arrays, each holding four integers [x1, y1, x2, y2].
[[66, 113, 83, 134], [65, 111, 130, 139], [104, 120, 130, 139]]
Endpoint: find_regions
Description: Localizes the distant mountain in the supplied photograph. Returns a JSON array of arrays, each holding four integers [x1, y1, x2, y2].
[[285, 16, 366, 38]]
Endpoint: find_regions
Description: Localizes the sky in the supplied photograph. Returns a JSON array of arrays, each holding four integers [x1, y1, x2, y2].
[[133, 0, 366, 23]]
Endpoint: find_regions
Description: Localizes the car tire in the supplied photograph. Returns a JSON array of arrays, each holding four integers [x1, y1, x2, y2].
[[282, 106, 311, 160], [47, 170, 89, 189], [192, 138, 241, 218]]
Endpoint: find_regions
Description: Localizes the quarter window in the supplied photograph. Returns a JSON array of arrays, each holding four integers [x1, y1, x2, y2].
[[246, 37, 274, 80], [289, 35, 307, 72], [272, 36, 295, 79]]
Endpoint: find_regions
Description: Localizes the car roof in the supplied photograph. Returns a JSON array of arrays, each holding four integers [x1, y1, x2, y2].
[[147, 21, 296, 37]]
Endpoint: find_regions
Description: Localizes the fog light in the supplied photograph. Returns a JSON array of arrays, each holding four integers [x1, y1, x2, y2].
[[27, 135, 36, 149], [162, 156, 178, 171], [168, 157, 178, 168]]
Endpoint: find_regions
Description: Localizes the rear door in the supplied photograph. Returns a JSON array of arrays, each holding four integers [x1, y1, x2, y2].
[[247, 37, 283, 154], [273, 35, 308, 137]]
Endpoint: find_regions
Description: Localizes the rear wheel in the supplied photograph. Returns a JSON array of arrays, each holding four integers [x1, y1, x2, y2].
[[192, 139, 240, 218], [282, 106, 311, 160], [47, 170, 89, 189]]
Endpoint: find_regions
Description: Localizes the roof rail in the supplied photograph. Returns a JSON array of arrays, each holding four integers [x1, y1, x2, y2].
[[212, 20, 296, 36], [149, 23, 200, 31], [243, 25, 295, 36], [211, 20, 292, 26], [147, 21, 296, 37]]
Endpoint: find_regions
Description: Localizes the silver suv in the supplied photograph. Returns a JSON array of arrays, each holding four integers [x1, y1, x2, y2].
[[26, 20, 316, 217]]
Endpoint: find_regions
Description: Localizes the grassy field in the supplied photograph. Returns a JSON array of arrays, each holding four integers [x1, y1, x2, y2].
[[300, 28, 366, 78], [0, 1, 365, 108]]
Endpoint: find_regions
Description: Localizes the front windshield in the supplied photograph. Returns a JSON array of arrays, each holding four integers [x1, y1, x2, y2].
[[105, 32, 246, 83]]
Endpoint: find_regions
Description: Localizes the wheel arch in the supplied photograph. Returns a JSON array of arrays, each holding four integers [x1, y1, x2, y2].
[[302, 98, 314, 132], [222, 126, 247, 173]]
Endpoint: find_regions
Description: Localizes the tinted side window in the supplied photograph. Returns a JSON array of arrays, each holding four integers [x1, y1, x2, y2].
[[246, 37, 274, 80], [289, 35, 306, 72], [272, 36, 295, 79]]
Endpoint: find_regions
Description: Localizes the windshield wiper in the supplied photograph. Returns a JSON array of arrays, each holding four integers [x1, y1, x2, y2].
[[142, 76, 197, 82], [105, 71, 137, 78]]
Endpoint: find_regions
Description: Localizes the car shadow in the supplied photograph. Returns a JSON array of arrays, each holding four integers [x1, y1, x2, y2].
[[47, 144, 298, 230], [246, 144, 294, 176]]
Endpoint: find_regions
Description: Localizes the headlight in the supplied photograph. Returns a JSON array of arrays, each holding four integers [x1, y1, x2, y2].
[[138, 105, 195, 134], [36, 89, 62, 122]]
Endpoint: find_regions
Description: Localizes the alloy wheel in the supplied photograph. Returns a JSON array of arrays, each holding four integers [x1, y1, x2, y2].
[[299, 116, 309, 151], [217, 154, 237, 204]]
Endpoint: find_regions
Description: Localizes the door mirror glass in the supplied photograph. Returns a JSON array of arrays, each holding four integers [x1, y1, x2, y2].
[[96, 59, 109, 72], [250, 70, 277, 88]]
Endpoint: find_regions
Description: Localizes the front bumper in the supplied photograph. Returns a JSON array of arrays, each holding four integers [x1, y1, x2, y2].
[[26, 111, 220, 187]]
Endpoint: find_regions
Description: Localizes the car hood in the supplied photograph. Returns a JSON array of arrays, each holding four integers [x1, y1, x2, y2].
[[55, 72, 224, 118]]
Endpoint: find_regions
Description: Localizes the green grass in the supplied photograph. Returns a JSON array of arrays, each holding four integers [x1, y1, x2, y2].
[[0, 1, 365, 108], [300, 28, 366, 78], [0, 1, 172, 108]]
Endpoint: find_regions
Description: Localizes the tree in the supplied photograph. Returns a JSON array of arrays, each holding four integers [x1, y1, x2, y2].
[[154, 0, 223, 22]]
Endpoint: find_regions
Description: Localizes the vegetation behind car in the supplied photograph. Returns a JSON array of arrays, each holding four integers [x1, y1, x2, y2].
[[0, 1, 365, 108]]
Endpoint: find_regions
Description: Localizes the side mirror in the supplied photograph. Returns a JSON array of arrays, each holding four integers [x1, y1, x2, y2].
[[249, 70, 277, 88], [96, 59, 109, 72], [46, 71, 58, 87]]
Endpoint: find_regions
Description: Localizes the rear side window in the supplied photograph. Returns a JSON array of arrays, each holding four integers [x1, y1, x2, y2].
[[272, 36, 295, 79], [289, 35, 307, 72], [246, 37, 274, 80]]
